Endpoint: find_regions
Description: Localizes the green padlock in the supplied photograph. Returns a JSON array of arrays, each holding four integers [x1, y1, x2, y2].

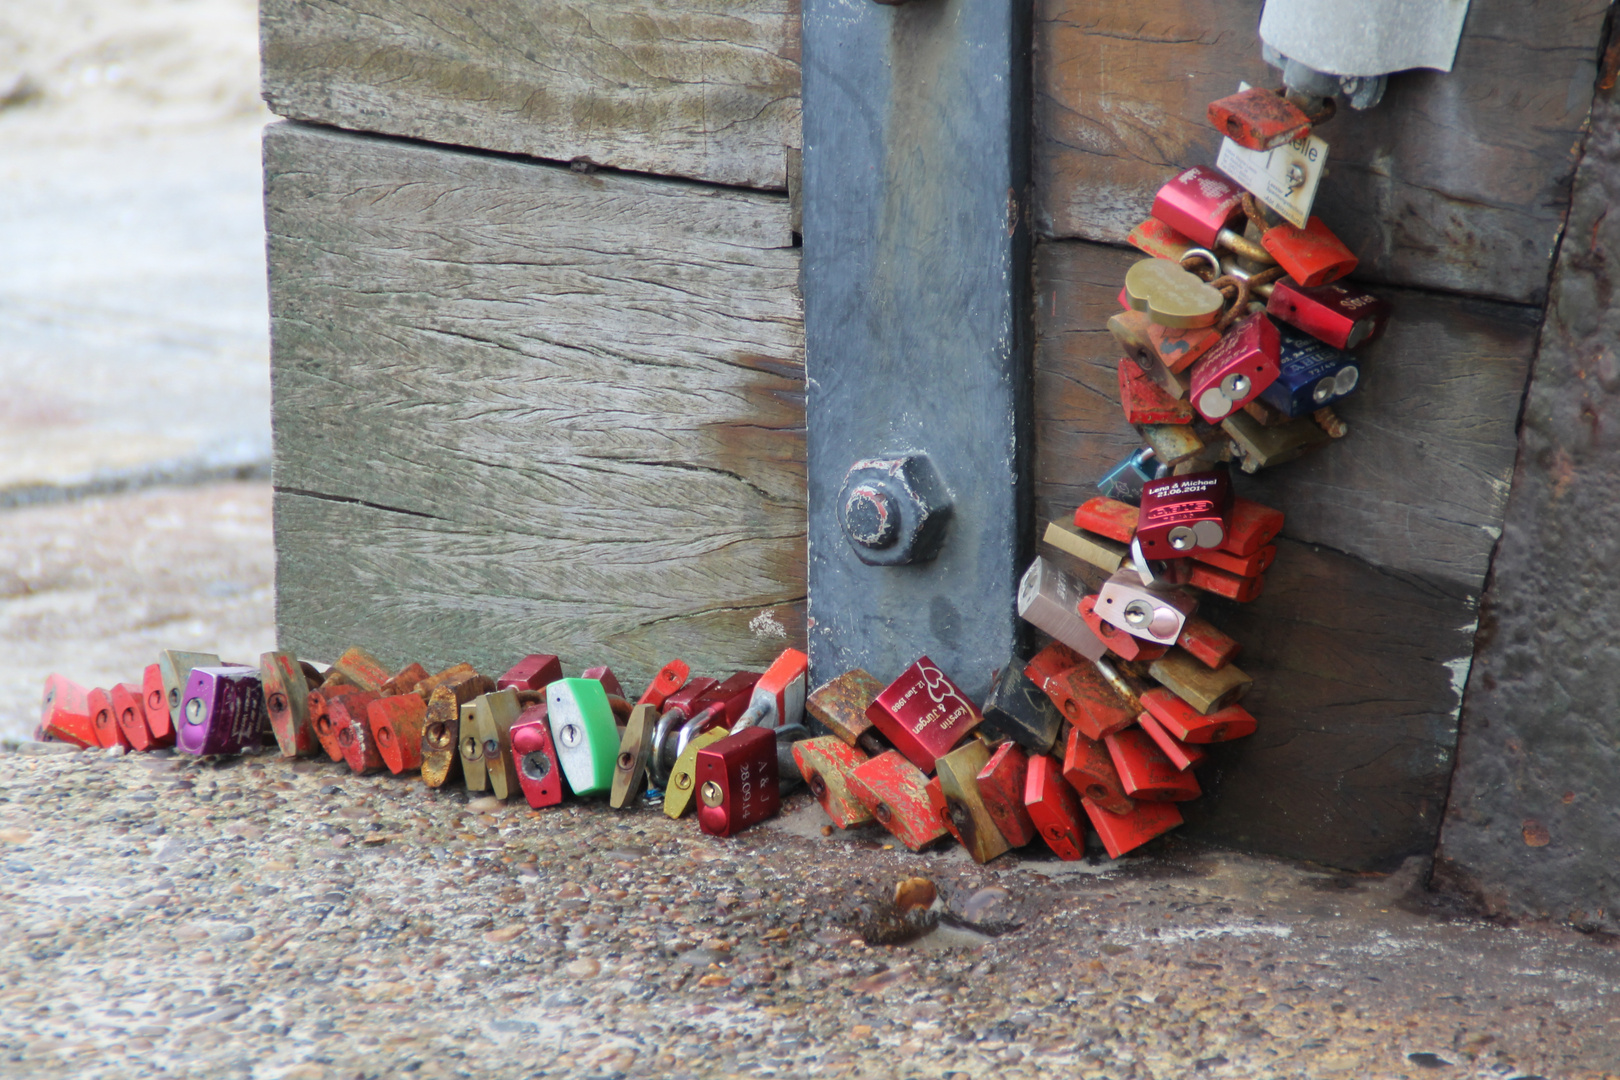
[[546, 678, 618, 796]]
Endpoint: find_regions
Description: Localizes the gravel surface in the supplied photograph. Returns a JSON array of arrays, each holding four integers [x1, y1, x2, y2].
[[1, 746, 1616, 1080]]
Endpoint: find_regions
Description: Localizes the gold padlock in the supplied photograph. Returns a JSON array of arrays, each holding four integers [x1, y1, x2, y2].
[[466, 689, 524, 800], [933, 741, 1012, 865], [610, 703, 658, 809], [664, 726, 731, 819]]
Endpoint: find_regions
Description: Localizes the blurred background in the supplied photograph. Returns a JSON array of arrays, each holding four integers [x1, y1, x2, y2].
[[0, 0, 275, 740]]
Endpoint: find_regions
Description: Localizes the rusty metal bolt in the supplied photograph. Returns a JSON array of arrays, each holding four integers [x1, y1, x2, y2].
[[837, 454, 952, 566]]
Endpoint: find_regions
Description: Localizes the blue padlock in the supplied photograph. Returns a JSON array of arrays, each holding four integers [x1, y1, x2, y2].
[[1259, 324, 1361, 418]]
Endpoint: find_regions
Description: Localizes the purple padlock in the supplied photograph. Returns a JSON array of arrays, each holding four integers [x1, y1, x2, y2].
[[176, 666, 269, 756]]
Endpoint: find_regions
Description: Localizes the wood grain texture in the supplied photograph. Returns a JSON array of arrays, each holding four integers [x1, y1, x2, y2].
[[261, 0, 801, 190], [1033, 0, 1608, 304], [266, 121, 806, 692], [1034, 240, 1537, 594]]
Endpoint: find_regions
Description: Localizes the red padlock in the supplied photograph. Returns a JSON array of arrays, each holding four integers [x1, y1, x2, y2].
[[1079, 594, 1169, 663], [1035, 660, 1137, 743], [1191, 542, 1276, 579], [638, 660, 691, 709], [1177, 616, 1242, 670], [1073, 497, 1139, 545], [1024, 751, 1088, 860], [1206, 86, 1312, 150], [1062, 727, 1135, 815], [110, 682, 158, 752], [1150, 322, 1223, 375], [1260, 217, 1357, 288], [1149, 167, 1249, 253], [1267, 279, 1390, 350], [849, 750, 949, 851], [40, 674, 95, 747], [735, 648, 809, 730], [793, 736, 873, 828], [1189, 314, 1282, 423], [308, 685, 364, 762], [1136, 711, 1206, 771], [1083, 797, 1183, 859], [699, 671, 764, 726], [369, 693, 428, 774], [1023, 641, 1084, 689], [1141, 688, 1257, 744], [1119, 359, 1195, 424], [330, 646, 390, 692], [88, 688, 130, 750], [512, 706, 566, 808], [327, 689, 383, 772], [1136, 470, 1234, 558], [1105, 727, 1202, 801], [496, 654, 563, 693], [1221, 497, 1285, 557], [1187, 562, 1265, 603], [141, 663, 173, 743], [582, 665, 625, 699], [864, 656, 982, 773], [695, 727, 780, 838], [1128, 216, 1196, 261], [975, 742, 1038, 848]]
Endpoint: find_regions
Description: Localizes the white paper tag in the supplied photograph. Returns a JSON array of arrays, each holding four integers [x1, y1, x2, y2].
[[1216, 132, 1328, 230]]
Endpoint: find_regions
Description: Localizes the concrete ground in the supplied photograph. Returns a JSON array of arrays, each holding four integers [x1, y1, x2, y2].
[[3, 3, 1619, 1080]]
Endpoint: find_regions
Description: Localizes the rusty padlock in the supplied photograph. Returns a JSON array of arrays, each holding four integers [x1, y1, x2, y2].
[[1027, 653, 1137, 743], [1190, 541, 1276, 580], [333, 689, 386, 774], [1110, 308, 1192, 401], [849, 750, 949, 851], [980, 660, 1066, 754], [329, 646, 391, 692], [1136, 470, 1234, 558], [1105, 727, 1201, 801], [369, 692, 428, 775], [420, 670, 495, 788], [864, 656, 982, 774], [1024, 751, 1089, 860], [1062, 726, 1135, 816], [512, 705, 566, 809], [637, 659, 691, 709], [260, 651, 321, 758], [39, 674, 94, 746], [1017, 557, 1108, 663], [1188, 314, 1282, 423], [1147, 650, 1253, 715], [1140, 687, 1257, 743], [695, 726, 781, 838], [1260, 217, 1357, 287], [1079, 594, 1168, 663], [1268, 279, 1390, 350], [734, 648, 810, 730], [793, 736, 874, 828], [496, 653, 563, 693], [933, 741, 1012, 864], [975, 742, 1037, 848], [1083, 797, 1183, 859], [547, 677, 619, 797], [1137, 710, 1207, 771], [806, 669, 889, 756], [88, 687, 131, 750], [1074, 497, 1139, 544], [1149, 167, 1274, 263], [1119, 359, 1196, 425], [1220, 497, 1284, 557], [176, 666, 269, 756], [381, 662, 429, 696], [309, 684, 360, 762], [1224, 408, 1333, 472], [1206, 86, 1314, 150], [158, 650, 221, 736], [1175, 615, 1243, 670]]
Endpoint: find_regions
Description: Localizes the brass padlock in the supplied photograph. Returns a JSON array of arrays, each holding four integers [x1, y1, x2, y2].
[[664, 726, 732, 819], [458, 701, 486, 791], [464, 689, 524, 800], [1147, 650, 1252, 715], [933, 741, 1012, 865], [610, 703, 659, 809], [1043, 519, 1128, 575], [420, 671, 495, 788]]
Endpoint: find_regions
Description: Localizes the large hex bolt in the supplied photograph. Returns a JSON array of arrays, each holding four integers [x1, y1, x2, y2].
[[837, 455, 952, 566]]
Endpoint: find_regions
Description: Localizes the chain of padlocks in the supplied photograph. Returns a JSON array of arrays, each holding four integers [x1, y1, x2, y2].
[[32, 87, 1380, 865]]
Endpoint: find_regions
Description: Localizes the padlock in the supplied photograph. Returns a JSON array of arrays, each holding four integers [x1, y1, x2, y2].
[[933, 741, 1012, 864], [1074, 497, 1139, 544], [1083, 797, 1183, 859], [1186, 561, 1265, 603], [1023, 751, 1088, 860], [1128, 215, 1197, 262], [1029, 656, 1137, 742], [512, 705, 566, 808], [109, 682, 162, 752], [1043, 519, 1128, 575], [582, 665, 625, 699], [1017, 557, 1108, 663], [1206, 86, 1313, 150], [1123, 259, 1225, 330], [176, 665, 268, 756], [695, 727, 781, 838], [1141, 687, 1258, 743], [1094, 570, 1198, 648], [1023, 641, 1084, 691], [664, 725, 731, 819], [1176, 615, 1243, 670], [1188, 314, 1282, 423], [414, 662, 485, 701], [610, 703, 659, 809], [382, 662, 429, 696], [1257, 324, 1361, 419], [1267, 279, 1390, 350], [1109, 310, 1191, 401], [793, 736, 874, 828], [141, 663, 172, 744], [1079, 594, 1168, 663], [88, 688, 130, 750], [369, 692, 428, 775], [979, 660, 1067, 754], [849, 750, 949, 851], [496, 654, 563, 693], [698, 671, 765, 727], [646, 676, 721, 784], [1150, 322, 1224, 376], [1223, 406, 1330, 471], [463, 689, 525, 800], [637, 659, 692, 709], [806, 669, 889, 756], [1062, 726, 1135, 815], [1190, 542, 1276, 580], [1137, 711, 1206, 771], [309, 684, 358, 762], [158, 650, 221, 736], [864, 656, 983, 773], [38, 674, 94, 746], [1139, 422, 1225, 470], [1220, 497, 1284, 557], [975, 742, 1037, 848], [333, 690, 387, 774], [734, 647, 810, 730], [1119, 359, 1196, 425], [420, 671, 496, 788], [330, 646, 390, 692], [1105, 727, 1201, 801], [1149, 167, 1274, 263], [260, 651, 320, 758], [1260, 217, 1357, 287], [1147, 650, 1252, 714], [1095, 447, 1170, 506], [547, 677, 619, 797], [1136, 470, 1234, 558]]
